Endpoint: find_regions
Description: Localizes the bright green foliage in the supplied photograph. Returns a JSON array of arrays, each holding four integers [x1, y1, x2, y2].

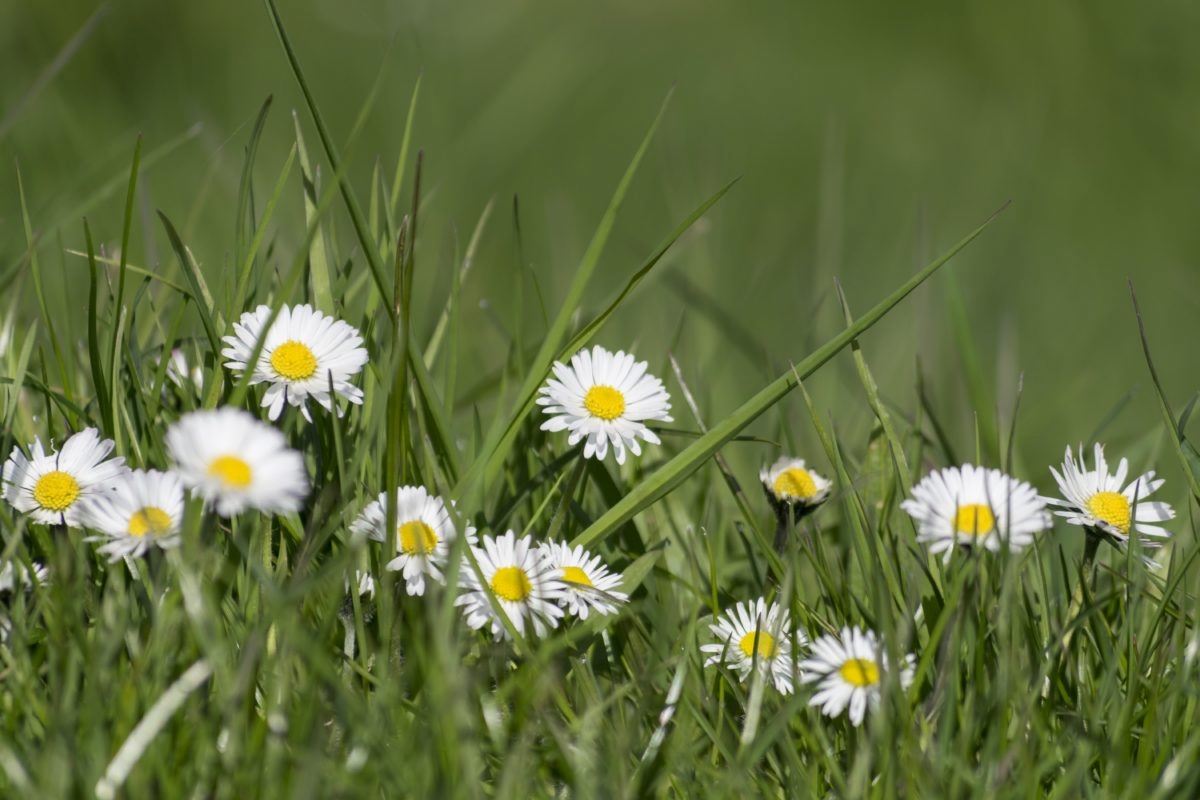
[[2, 3, 1200, 799]]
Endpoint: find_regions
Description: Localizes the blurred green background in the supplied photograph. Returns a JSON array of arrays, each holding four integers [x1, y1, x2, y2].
[[3, 0, 1199, 490]]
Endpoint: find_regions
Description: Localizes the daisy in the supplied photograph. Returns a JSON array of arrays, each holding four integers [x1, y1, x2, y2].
[[163, 348, 205, 395], [455, 531, 565, 640], [0, 559, 48, 643], [350, 486, 475, 596], [800, 626, 914, 727], [900, 464, 1051, 558], [222, 303, 369, 422], [2, 428, 128, 527], [701, 598, 802, 694], [80, 469, 185, 561], [166, 407, 308, 517], [1045, 443, 1175, 549], [760, 456, 832, 514], [0, 560, 48, 594], [539, 540, 628, 619], [536, 344, 673, 465]]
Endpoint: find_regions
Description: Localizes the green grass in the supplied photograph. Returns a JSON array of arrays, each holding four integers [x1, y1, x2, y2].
[[3, 2, 1200, 798]]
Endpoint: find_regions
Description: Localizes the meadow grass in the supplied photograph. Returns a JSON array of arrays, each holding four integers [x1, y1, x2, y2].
[[3, 5, 1200, 799]]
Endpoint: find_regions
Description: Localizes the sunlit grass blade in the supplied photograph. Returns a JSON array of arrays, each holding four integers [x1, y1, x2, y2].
[[572, 207, 1005, 549], [1130, 281, 1200, 503], [158, 212, 223, 359]]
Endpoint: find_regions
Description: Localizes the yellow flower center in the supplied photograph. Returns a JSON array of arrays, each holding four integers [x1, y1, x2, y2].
[[491, 566, 533, 602], [207, 455, 253, 489], [738, 630, 777, 659], [398, 520, 438, 555], [773, 467, 817, 500], [583, 385, 626, 421], [561, 566, 592, 586], [954, 503, 996, 536], [128, 506, 174, 538], [1086, 491, 1131, 534], [32, 470, 81, 512], [270, 340, 318, 381], [839, 657, 880, 687]]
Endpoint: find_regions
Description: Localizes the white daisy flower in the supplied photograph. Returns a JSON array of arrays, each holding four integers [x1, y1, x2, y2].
[[1045, 443, 1175, 548], [539, 540, 628, 619], [166, 407, 308, 517], [222, 303, 369, 422], [1, 428, 128, 527], [900, 464, 1052, 558], [701, 598, 802, 694], [800, 626, 914, 727], [350, 486, 476, 596], [760, 456, 832, 512], [536, 345, 673, 465], [455, 531, 565, 640], [80, 469, 185, 561], [0, 560, 48, 594]]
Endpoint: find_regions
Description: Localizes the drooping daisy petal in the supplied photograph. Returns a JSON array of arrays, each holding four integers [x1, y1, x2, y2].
[[1045, 443, 1175, 548], [536, 345, 672, 465], [80, 469, 185, 561], [166, 407, 308, 517], [539, 540, 628, 619], [455, 531, 565, 640], [222, 304, 369, 422], [900, 464, 1051, 558], [350, 486, 476, 596], [701, 598, 802, 694], [1, 428, 128, 527], [799, 626, 914, 727]]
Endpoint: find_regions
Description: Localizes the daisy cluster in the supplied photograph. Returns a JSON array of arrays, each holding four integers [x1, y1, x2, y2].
[[0, 293, 1180, 742], [700, 439, 1176, 727]]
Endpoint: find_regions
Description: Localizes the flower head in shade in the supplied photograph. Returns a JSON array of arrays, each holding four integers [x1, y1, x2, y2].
[[1045, 443, 1175, 550], [536, 345, 672, 465], [2, 428, 127, 527], [760, 456, 832, 515], [701, 598, 802, 694], [166, 407, 308, 517], [222, 303, 369, 422], [800, 626, 914, 727], [81, 469, 185, 561], [900, 465, 1051, 558], [455, 531, 565, 640], [350, 486, 476, 596], [539, 541, 628, 620]]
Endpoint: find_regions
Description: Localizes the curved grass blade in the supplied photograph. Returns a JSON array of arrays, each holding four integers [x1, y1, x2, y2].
[[572, 207, 1006, 549]]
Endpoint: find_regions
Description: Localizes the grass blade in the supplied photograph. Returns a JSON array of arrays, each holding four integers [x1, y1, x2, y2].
[[572, 206, 1005, 548]]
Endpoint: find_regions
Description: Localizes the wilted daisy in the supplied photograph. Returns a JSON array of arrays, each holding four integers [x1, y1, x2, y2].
[[350, 486, 475, 596], [0, 560, 48, 594], [162, 348, 205, 395], [1045, 443, 1175, 550], [701, 598, 802, 694], [536, 344, 673, 465], [539, 540, 628, 619], [901, 464, 1051, 558], [81, 469, 185, 561], [166, 407, 308, 517], [222, 303, 369, 421], [2, 428, 127, 527], [761, 456, 832, 514], [800, 626, 914, 727], [0, 560, 48, 643], [455, 531, 565, 640]]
